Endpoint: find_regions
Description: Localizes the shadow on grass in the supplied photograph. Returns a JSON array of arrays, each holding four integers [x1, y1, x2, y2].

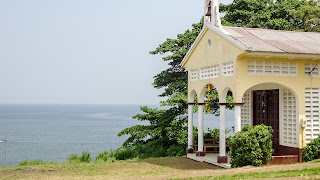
[[134, 156, 221, 170]]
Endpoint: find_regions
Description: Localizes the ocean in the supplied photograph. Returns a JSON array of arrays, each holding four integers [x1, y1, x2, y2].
[[0, 104, 234, 167]]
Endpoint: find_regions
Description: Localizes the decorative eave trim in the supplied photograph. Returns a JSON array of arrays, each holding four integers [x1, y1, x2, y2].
[[180, 26, 207, 68], [207, 25, 251, 52], [239, 51, 320, 60], [180, 24, 251, 68]]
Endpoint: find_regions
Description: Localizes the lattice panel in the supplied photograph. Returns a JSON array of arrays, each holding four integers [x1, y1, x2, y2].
[[305, 63, 320, 77], [190, 69, 198, 81], [248, 61, 297, 76], [222, 62, 233, 76], [305, 88, 320, 144], [241, 91, 250, 128], [200, 65, 219, 79], [282, 89, 298, 147]]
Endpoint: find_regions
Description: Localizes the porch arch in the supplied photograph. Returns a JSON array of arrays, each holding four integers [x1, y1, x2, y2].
[[198, 83, 220, 103], [219, 87, 234, 103], [240, 82, 299, 103], [188, 89, 197, 103], [240, 82, 300, 152]]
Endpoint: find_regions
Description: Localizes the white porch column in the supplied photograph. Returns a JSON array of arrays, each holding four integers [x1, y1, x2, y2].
[[187, 103, 194, 153], [234, 104, 242, 133], [218, 103, 227, 163], [196, 103, 206, 156]]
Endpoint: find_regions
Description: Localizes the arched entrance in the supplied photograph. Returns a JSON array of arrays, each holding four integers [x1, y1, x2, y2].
[[241, 83, 299, 156]]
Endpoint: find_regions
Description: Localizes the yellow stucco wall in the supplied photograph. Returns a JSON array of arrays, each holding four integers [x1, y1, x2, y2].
[[236, 57, 320, 148], [184, 28, 244, 102], [236, 57, 320, 104]]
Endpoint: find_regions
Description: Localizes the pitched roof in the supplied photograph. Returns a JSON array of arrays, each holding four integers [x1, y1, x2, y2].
[[223, 26, 320, 54], [180, 24, 320, 67]]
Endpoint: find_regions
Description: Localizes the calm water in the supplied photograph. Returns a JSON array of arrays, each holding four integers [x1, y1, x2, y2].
[[0, 104, 234, 167]]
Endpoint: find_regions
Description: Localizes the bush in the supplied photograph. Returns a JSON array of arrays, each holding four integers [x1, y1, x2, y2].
[[94, 143, 167, 162], [18, 160, 57, 166], [133, 141, 167, 159], [80, 151, 91, 163], [67, 154, 81, 162], [113, 147, 137, 160], [95, 151, 110, 162], [204, 128, 220, 139], [67, 151, 91, 163], [302, 135, 320, 162], [229, 124, 274, 168], [166, 144, 186, 157]]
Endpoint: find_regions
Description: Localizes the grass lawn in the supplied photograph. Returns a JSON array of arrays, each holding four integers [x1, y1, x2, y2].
[[1, 157, 320, 180], [177, 166, 320, 180], [0, 157, 218, 180]]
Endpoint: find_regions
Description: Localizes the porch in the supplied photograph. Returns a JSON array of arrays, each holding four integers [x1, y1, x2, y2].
[[187, 153, 299, 169], [187, 153, 231, 169], [186, 83, 303, 164]]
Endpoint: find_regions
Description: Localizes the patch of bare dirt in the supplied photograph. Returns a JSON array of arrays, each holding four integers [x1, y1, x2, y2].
[[0, 167, 55, 176]]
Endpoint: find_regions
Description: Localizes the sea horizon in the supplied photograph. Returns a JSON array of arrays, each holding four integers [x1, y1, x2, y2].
[[0, 104, 234, 167]]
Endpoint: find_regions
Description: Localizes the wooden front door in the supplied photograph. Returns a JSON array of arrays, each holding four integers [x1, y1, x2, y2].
[[253, 90, 280, 155]]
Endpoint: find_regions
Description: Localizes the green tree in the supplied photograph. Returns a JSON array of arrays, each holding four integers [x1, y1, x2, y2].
[[290, 0, 320, 32], [118, 19, 205, 157], [220, 0, 273, 28], [220, 0, 306, 30]]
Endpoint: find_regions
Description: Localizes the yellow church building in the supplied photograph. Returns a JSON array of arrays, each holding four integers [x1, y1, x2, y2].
[[183, 0, 320, 165]]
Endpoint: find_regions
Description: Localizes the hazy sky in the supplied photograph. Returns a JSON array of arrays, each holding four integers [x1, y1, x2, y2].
[[0, 0, 232, 105]]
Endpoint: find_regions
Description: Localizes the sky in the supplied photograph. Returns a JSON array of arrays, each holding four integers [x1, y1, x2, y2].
[[0, 0, 232, 105]]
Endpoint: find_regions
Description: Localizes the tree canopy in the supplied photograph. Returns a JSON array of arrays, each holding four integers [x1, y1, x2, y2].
[[117, 19, 205, 157], [221, 0, 320, 32]]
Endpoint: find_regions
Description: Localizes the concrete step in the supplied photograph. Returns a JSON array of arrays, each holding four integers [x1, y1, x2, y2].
[[268, 155, 299, 165]]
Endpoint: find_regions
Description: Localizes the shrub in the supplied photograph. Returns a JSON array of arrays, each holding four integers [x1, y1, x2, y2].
[[18, 160, 57, 166], [203, 128, 231, 140], [80, 151, 91, 163], [67, 151, 91, 163], [133, 141, 167, 159], [166, 144, 186, 157], [67, 154, 81, 163], [229, 124, 274, 168], [96, 143, 167, 162], [302, 135, 320, 162], [114, 147, 137, 160], [204, 128, 220, 139], [95, 151, 109, 162]]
